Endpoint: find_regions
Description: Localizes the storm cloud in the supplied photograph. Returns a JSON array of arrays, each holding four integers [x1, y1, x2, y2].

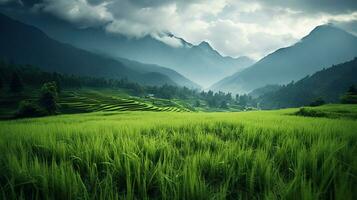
[[1, 0, 357, 59]]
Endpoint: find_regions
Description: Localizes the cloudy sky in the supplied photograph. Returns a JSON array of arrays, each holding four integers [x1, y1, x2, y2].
[[1, 0, 357, 59]]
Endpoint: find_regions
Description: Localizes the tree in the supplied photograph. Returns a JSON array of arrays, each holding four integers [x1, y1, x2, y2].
[[347, 85, 357, 95], [220, 100, 228, 109], [194, 100, 201, 107], [52, 72, 62, 93], [309, 97, 325, 107], [239, 94, 248, 107], [16, 100, 44, 118], [39, 82, 59, 114], [341, 85, 357, 104], [0, 77, 3, 91], [9, 72, 23, 93]]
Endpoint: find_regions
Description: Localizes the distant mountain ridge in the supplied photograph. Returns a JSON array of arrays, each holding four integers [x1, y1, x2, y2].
[[211, 24, 357, 93], [115, 57, 200, 89], [258, 58, 357, 109], [0, 11, 254, 87], [0, 13, 198, 88]]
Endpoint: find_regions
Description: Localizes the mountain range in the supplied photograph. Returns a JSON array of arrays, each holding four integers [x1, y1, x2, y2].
[[211, 24, 357, 94], [0, 10, 254, 87], [1, 9, 357, 103], [0, 13, 199, 88]]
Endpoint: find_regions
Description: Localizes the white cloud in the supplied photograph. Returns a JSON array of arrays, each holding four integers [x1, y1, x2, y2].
[[28, 0, 357, 59], [33, 0, 113, 28], [151, 33, 183, 48]]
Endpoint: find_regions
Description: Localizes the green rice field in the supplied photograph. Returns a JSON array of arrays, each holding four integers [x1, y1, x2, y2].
[[59, 90, 190, 113], [0, 105, 356, 199]]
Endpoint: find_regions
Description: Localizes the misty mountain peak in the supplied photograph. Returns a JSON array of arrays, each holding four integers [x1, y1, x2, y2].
[[211, 24, 357, 94], [198, 41, 214, 50], [301, 23, 352, 42]]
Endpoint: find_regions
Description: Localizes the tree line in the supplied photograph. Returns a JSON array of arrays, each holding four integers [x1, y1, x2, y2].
[[0, 61, 254, 113]]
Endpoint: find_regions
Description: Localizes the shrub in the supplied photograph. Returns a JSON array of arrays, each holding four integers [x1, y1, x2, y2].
[[9, 72, 23, 93], [340, 85, 357, 104], [341, 94, 357, 104], [39, 82, 59, 115], [0, 77, 3, 91], [309, 97, 325, 107], [16, 100, 45, 118], [295, 108, 326, 118]]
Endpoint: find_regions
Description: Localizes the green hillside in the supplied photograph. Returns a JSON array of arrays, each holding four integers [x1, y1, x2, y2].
[[59, 89, 190, 113], [258, 58, 357, 109], [295, 104, 357, 120], [0, 106, 356, 199], [0, 88, 190, 119], [0, 62, 248, 119]]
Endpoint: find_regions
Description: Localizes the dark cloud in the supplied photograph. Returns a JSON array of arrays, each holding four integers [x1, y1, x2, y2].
[[1, 0, 356, 59], [257, 0, 357, 14], [87, 0, 107, 6], [130, 0, 173, 7], [1, 0, 40, 7]]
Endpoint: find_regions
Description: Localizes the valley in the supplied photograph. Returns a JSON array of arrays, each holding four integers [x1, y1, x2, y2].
[[0, 3, 357, 200]]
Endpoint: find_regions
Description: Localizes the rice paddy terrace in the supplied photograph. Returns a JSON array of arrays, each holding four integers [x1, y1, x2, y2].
[[0, 88, 190, 119], [59, 90, 190, 113]]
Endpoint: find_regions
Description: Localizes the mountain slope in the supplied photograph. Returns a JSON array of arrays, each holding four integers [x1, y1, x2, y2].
[[115, 58, 200, 89], [211, 24, 357, 93], [0, 13, 197, 87], [0, 11, 254, 87], [258, 58, 357, 109]]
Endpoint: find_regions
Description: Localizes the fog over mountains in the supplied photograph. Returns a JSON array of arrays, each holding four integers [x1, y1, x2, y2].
[[211, 24, 357, 94], [1, 7, 357, 97], [0, 13, 199, 88], [1, 10, 254, 88]]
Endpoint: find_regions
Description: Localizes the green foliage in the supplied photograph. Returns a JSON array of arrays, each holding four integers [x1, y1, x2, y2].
[[341, 95, 357, 104], [237, 94, 249, 107], [0, 62, 239, 110], [39, 82, 59, 115], [295, 104, 357, 119], [249, 84, 281, 98], [259, 58, 357, 109], [200, 91, 234, 108], [0, 108, 356, 199], [309, 97, 325, 107], [194, 100, 201, 107], [347, 85, 357, 94], [341, 85, 357, 104], [16, 100, 44, 118], [0, 76, 3, 90], [9, 72, 23, 93], [296, 107, 327, 118]]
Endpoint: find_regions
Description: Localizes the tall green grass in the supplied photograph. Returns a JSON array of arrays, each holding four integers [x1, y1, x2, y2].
[[0, 109, 356, 199]]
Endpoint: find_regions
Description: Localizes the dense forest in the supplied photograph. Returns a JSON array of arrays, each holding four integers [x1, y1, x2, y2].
[[0, 61, 252, 114], [2, 58, 356, 115], [256, 58, 357, 109]]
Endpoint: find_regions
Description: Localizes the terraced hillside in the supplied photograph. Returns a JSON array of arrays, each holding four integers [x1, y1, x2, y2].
[[59, 90, 190, 113]]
